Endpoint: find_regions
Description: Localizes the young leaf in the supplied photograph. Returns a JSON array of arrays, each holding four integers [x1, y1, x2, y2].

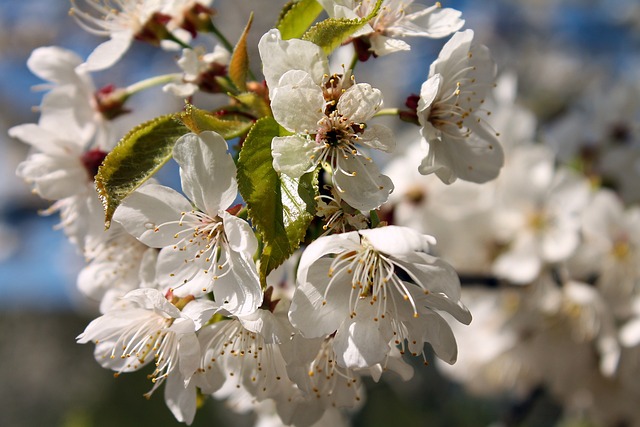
[[302, 0, 383, 54], [229, 13, 254, 92], [96, 114, 189, 228], [179, 104, 254, 138], [277, 0, 324, 40], [232, 92, 273, 119], [237, 117, 317, 284]]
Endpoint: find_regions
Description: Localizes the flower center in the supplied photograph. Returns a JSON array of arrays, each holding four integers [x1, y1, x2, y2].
[[325, 239, 423, 321]]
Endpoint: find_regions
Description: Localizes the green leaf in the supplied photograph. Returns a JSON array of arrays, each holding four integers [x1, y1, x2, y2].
[[277, 0, 324, 40], [96, 114, 189, 228], [179, 104, 254, 138], [229, 13, 254, 92], [237, 117, 317, 284], [232, 92, 273, 119], [302, 0, 383, 54]]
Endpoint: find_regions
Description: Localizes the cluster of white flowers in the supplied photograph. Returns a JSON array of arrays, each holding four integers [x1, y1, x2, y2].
[[10, 0, 529, 425], [386, 70, 640, 425]]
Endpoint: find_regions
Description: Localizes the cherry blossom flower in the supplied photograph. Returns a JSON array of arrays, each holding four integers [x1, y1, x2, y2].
[[258, 29, 395, 212], [318, 0, 464, 58], [491, 145, 590, 284], [10, 108, 110, 250], [572, 189, 640, 316], [77, 287, 206, 424], [289, 226, 471, 369], [113, 131, 262, 315], [163, 45, 230, 97], [417, 29, 504, 184]]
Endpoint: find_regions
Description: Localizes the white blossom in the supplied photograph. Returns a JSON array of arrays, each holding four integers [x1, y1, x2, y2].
[[289, 226, 470, 369], [259, 29, 395, 212], [77, 288, 207, 424], [491, 145, 590, 284], [113, 131, 262, 315], [417, 29, 503, 184]]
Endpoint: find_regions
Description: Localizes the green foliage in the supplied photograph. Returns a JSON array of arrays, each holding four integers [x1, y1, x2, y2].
[[229, 13, 254, 92], [96, 115, 189, 228], [237, 117, 317, 285], [277, 0, 324, 40], [179, 105, 254, 137], [231, 92, 272, 119], [302, 0, 383, 54]]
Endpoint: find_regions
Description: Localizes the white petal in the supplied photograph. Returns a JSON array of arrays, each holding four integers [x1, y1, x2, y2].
[[113, 184, 192, 248], [124, 288, 181, 317], [407, 310, 459, 364], [333, 152, 394, 211], [177, 332, 201, 379], [271, 135, 317, 178], [17, 154, 87, 200], [27, 46, 83, 85], [173, 131, 237, 215], [429, 128, 504, 184], [405, 7, 465, 38], [492, 236, 541, 284], [157, 246, 210, 296], [369, 35, 410, 56], [82, 31, 133, 71], [337, 83, 383, 123], [418, 74, 442, 114], [359, 124, 395, 153], [430, 29, 474, 78], [163, 82, 199, 98], [164, 373, 197, 425], [290, 258, 352, 338], [9, 123, 81, 154], [212, 250, 262, 316], [359, 226, 433, 255], [271, 70, 325, 133], [333, 304, 392, 369], [297, 232, 361, 285], [180, 299, 220, 330], [620, 318, 640, 347], [221, 212, 258, 258], [258, 29, 328, 91]]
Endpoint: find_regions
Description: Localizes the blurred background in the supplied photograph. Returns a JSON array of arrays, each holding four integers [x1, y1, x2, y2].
[[1, 0, 639, 426]]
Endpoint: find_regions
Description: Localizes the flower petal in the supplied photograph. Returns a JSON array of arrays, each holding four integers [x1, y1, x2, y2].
[[164, 373, 197, 425], [221, 212, 258, 259], [297, 232, 361, 286], [359, 124, 395, 153], [113, 184, 192, 248], [290, 258, 352, 338], [82, 31, 132, 71], [212, 249, 262, 316], [173, 131, 237, 215], [359, 226, 434, 255], [258, 29, 328, 91], [333, 304, 392, 369], [271, 70, 325, 133], [337, 83, 383, 123], [333, 152, 394, 211], [271, 135, 317, 178]]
